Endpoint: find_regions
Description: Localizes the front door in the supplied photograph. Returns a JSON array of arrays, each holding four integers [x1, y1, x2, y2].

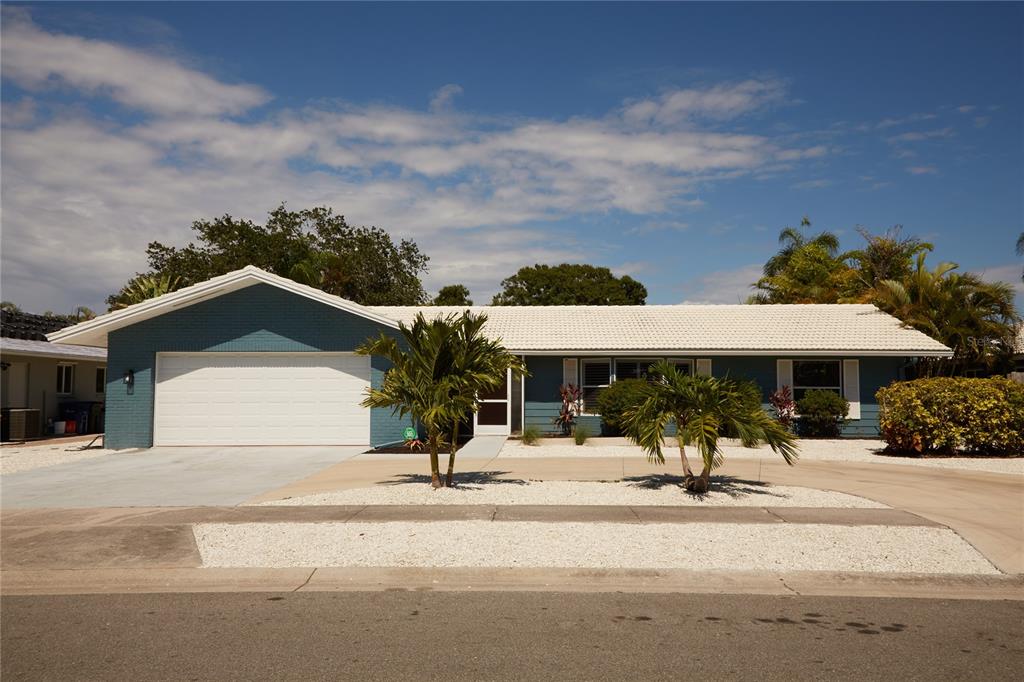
[[474, 369, 511, 436]]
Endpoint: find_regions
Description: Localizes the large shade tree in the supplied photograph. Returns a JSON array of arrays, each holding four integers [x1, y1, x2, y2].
[[432, 284, 473, 306], [623, 361, 798, 494], [492, 263, 647, 305], [108, 205, 429, 309], [872, 254, 1019, 375], [357, 312, 525, 487]]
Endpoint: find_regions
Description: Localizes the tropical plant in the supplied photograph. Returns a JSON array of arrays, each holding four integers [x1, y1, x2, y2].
[[0, 301, 20, 313], [553, 384, 583, 435], [750, 217, 858, 303], [871, 254, 1020, 375], [845, 226, 934, 298], [623, 361, 798, 493], [595, 379, 649, 436], [573, 424, 590, 445], [357, 311, 525, 488], [520, 425, 542, 445], [795, 389, 849, 438], [109, 273, 183, 310], [768, 386, 797, 430]]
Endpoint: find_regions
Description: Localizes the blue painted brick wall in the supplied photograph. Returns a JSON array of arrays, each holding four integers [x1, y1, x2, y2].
[[104, 284, 412, 449]]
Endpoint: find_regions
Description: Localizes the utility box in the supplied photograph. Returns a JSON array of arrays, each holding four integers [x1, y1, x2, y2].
[[1, 408, 41, 442]]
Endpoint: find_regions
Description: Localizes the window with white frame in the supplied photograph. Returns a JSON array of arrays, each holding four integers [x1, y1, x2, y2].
[[581, 359, 611, 413], [95, 367, 106, 394], [792, 360, 841, 401], [56, 364, 75, 395], [614, 359, 653, 381]]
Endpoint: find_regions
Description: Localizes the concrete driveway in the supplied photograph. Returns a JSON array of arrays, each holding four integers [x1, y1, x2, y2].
[[1, 446, 366, 508]]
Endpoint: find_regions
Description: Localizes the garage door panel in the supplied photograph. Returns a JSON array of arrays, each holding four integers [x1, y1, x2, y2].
[[154, 353, 370, 446]]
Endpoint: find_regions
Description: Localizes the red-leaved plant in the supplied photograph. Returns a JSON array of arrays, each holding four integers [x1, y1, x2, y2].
[[553, 383, 583, 435], [769, 385, 797, 430]]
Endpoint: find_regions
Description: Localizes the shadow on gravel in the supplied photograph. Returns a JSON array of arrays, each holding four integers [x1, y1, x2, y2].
[[623, 474, 788, 500], [383, 471, 529, 489]]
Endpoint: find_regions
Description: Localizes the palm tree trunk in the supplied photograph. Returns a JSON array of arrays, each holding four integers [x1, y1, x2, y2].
[[690, 464, 712, 494], [445, 420, 460, 487], [428, 432, 442, 488], [676, 415, 697, 486]]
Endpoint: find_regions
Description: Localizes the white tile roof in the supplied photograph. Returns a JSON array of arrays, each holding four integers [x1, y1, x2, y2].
[[1, 337, 107, 360], [369, 304, 952, 356]]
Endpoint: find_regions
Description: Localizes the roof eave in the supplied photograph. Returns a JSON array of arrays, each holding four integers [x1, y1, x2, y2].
[[507, 348, 954, 357]]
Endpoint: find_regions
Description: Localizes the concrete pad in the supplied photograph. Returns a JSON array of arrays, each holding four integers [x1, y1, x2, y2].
[[1, 525, 200, 569], [630, 506, 781, 524], [455, 436, 507, 459], [0, 568, 314, 595], [767, 508, 942, 527], [1, 445, 365, 508], [347, 505, 495, 522]]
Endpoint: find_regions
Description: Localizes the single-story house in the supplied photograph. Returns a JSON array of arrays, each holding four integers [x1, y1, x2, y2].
[[48, 266, 953, 449], [1, 310, 108, 439]]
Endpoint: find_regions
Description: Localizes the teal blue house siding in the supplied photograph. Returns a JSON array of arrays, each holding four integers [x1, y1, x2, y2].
[[103, 284, 411, 449], [521, 354, 906, 438]]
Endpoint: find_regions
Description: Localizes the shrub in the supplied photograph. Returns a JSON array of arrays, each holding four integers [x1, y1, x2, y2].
[[595, 379, 650, 436], [553, 384, 583, 435], [877, 377, 1024, 455], [574, 424, 590, 445], [520, 425, 541, 445], [769, 386, 797, 430], [796, 389, 849, 438]]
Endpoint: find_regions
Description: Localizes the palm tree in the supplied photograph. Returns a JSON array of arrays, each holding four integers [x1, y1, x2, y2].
[[623, 361, 798, 494], [110, 273, 183, 310], [751, 217, 858, 303], [872, 254, 1020, 375], [761, 217, 842, 278], [357, 312, 525, 488], [1017, 232, 1023, 282]]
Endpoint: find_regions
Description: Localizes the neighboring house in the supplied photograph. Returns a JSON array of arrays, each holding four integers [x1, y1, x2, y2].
[[1, 310, 107, 438], [48, 266, 952, 449]]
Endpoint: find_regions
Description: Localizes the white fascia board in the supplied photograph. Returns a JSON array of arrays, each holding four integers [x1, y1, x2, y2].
[[509, 348, 954, 357], [47, 266, 400, 348]]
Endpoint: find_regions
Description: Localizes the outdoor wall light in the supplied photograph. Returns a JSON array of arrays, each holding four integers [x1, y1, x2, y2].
[[123, 369, 134, 386]]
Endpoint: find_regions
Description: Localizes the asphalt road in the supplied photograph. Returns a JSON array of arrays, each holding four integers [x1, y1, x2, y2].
[[3, 592, 1022, 681]]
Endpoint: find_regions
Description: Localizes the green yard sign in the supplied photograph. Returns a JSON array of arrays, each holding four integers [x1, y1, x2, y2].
[[403, 426, 418, 440]]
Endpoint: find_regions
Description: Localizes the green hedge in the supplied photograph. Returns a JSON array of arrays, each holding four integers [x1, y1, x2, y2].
[[796, 389, 849, 438], [876, 377, 1024, 455]]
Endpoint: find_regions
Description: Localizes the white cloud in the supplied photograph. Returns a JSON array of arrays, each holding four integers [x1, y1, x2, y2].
[[974, 116, 991, 129], [975, 264, 1024, 299], [0, 10, 268, 116], [791, 178, 833, 190], [678, 264, 763, 304], [906, 166, 939, 175], [957, 105, 976, 114], [875, 112, 937, 129], [886, 127, 954, 144], [0, 16, 833, 313]]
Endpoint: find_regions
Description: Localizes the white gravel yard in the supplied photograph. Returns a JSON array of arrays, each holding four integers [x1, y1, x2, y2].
[[193, 521, 999, 574], [0, 442, 116, 475], [500, 440, 1024, 476], [259, 479, 886, 508]]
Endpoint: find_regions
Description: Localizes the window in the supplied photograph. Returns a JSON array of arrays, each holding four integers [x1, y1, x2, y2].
[[792, 360, 841, 401], [581, 359, 611, 413], [56, 364, 75, 395], [667, 359, 693, 375], [614, 359, 653, 381], [95, 367, 106, 394]]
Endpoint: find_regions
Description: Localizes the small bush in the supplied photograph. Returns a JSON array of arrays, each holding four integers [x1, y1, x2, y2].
[[877, 377, 1024, 455], [574, 424, 590, 445], [595, 379, 649, 436], [796, 389, 849, 438], [520, 425, 541, 445]]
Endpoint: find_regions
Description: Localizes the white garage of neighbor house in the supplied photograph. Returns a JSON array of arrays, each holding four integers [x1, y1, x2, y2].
[[48, 266, 953, 449]]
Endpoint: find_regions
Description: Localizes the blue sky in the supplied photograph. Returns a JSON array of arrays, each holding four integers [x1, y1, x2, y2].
[[1, 2, 1021, 312]]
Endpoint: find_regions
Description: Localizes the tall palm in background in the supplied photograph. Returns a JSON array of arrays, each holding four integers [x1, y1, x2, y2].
[[357, 312, 525, 488], [623, 361, 798, 494], [761, 217, 842, 278], [109, 274, 183, 310], [872, 254, 1019, 375]]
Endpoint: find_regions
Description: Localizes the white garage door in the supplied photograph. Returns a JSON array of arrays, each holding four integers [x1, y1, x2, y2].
[[154, 353, 370, 446]]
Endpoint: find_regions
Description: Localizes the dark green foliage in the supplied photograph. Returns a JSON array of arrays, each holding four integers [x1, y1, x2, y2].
[[492, 263, 647, 305], [108, 205, 429, 309], [433, 284, 473, 306], [795, 389, 849, 438], [595, 379, 650, 436]]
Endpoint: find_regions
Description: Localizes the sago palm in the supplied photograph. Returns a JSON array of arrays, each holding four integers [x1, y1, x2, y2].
[[623, 361, 798, 494]]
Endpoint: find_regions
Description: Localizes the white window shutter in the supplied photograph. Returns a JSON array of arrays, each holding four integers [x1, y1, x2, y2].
[[562, 358, 578, 387], [843, 359, 861, 419], [776, 360, 793, 392], [696, 359, 712, 377]]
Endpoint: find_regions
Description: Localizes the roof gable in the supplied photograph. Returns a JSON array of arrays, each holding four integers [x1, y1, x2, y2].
[[48, 266, 399, 348]]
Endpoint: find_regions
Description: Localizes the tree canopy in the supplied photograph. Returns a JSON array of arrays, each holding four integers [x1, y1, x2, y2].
[[107, 205, 429, 309], [432, 284, 473, 306], [492, 263, 647, 306]]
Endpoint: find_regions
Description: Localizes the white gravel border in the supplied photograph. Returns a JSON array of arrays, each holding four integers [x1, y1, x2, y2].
[[258, 480, 886, 508], [0, 443, 117, 475], [501, 440, 1024, 476], [193, 521, 999, 574]]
